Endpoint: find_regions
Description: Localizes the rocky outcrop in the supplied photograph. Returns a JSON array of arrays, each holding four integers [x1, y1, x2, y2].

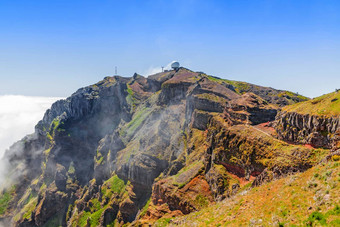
[[94, 131, 125, 182], [224, 93, 278, 125], [275, 111, 340, 148], [203, 121, 266, 191], [151, 175, 213, 215], [203, 117, 317, 199], [117, 154, 168, 187], [190, 110, 214, 130], [34, 185, 68, 226], [36, 76, 131, 135], [1, 67, 313, 227]]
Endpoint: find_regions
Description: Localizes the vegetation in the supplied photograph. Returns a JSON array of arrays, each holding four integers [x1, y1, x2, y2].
[[21, 197, 38, 220], [101, 174, 126, 198], [154, 217, 172, 227], [205, 75, 308, 105], [120, 107, 153, 138], [283, 91, 340, 116], [194, 194, 209, 208], [126, 84, 138, 111], [0, 68, 334, 226], [68, 161, 75, 174], [196, 93, 226, 103], [139, 198, 152, 218], [278, 90, 308, 101], [206, 75, 251, 94], [0, 185, 15, 215], [78, 209, 105, 227], [170, 160, 340, 226]]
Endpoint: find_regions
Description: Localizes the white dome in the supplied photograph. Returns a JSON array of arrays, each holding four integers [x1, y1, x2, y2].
[[171, 61, 180, 69]]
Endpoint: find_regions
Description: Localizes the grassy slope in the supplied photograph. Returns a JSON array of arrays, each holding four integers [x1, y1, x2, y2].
[[283, 91, 340, 116], [206, 75, 308, 102], [169, 160, 340, 226]]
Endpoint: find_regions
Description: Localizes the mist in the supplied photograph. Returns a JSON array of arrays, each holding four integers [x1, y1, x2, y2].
[[143, 61, 177, 76], [0, 95, 61, 158]]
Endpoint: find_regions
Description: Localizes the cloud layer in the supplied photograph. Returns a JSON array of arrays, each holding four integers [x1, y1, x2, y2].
[[0, 95, 61, 158], [143, 61, 178, 76]]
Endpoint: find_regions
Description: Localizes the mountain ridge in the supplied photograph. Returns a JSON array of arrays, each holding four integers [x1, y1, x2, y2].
[[1, 67, 339, 227]]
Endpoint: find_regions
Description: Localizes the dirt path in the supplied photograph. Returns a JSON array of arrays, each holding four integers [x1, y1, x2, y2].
[[250, 122, 279, 140]]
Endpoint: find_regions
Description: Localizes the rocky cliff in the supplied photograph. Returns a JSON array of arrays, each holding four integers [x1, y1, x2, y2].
[[275, 111, 340, 149], [0, 67, 317, 227]]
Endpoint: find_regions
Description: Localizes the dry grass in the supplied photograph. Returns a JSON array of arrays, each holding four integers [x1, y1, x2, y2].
[[283, 91, 340, 116], [169, 160, 340, 226]]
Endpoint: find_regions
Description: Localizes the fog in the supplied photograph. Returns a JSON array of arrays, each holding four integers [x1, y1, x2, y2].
[[0, 95, 61, 158], [144, 61, 177, 76]]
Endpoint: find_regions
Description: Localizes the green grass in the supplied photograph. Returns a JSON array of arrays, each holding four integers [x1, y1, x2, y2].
[[89, 208, 105, 226], [139, 198, 152, 218], [205, 75, 308, 104], [90, 198, 101, 212], [154, 217, 172, 227], [78, 211, 91, 226], [206, 75, 250, 94], [95, 156, 104, 165], [0, 185, 15, 215], [279, 91, 309, 101], [284, 91, 340, 116], [120, 107, 152, 138], [22, 197, 38, 220], [194, 195, 209, 208], [68, 162, 75, 174], [101, 175, 125, 199], [305, 206, 340, 226], [170, 159, 340, 226], [77, 204, 106, 227], [126, 85, 138, 111], [196, 93, 226, 103]]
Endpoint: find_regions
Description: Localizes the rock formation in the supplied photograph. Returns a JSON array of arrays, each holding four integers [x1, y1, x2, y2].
[[0, 67, 320, 227], [275, 111, 340, 149]]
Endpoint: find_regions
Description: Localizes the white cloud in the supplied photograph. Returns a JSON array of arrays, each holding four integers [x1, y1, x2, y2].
[[0, 95, 61, 158], [143, 61, 178, 76]]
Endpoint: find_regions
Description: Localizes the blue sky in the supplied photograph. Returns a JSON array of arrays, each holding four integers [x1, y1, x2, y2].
[[1, 0, 340, 98]]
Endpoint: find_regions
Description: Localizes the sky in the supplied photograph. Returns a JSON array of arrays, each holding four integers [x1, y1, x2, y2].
[[1, 0, 340, 98]]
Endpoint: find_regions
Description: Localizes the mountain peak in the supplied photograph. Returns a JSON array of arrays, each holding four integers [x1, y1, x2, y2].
[[2, 68, 333, 227]]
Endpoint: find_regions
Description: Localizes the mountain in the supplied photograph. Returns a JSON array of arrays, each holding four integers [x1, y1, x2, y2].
[[0, 67, 338, 226]]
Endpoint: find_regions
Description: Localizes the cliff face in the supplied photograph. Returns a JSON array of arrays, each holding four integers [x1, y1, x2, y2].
[[0, 68, 313, 227], [275, 111, 340, 149]]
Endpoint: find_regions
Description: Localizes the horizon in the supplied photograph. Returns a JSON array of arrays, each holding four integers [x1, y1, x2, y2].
[[0, 67, 322, 99], [0, 63, 337, 99], [1, 0, 340, 98]]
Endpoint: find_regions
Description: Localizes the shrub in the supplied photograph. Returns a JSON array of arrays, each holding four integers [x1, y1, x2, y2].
[[332, 155, 340, 162], [305, 211, 327, 226]]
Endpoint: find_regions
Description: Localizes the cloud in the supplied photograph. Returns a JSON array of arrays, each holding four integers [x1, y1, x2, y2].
[[0, 95, 61, 158], [143, 61, 178, 76]]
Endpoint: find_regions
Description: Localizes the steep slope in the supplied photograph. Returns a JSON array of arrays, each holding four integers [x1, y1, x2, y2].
[[284, 91, 340, 116], [0, 68, 312, 227], [135, 116, 329, 226], [169, 156, 340, 226], [205, 75, 308, 106], [275, 91, 340, 149]]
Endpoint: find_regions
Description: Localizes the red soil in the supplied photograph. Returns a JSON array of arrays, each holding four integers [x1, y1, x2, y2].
[[216, 162, 258, 186], [254, 122, 276, 135]]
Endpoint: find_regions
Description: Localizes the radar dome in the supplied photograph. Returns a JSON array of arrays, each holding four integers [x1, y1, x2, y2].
[[171, 61, 180, 70]]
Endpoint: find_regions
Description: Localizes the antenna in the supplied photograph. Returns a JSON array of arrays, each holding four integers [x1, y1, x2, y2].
[[115, 66, 117, 75], [161, 66, 164, 72]]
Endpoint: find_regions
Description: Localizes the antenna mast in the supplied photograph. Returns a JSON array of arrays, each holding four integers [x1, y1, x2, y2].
[[115, 66, 117, 75], [161, 66, 164, 72]]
